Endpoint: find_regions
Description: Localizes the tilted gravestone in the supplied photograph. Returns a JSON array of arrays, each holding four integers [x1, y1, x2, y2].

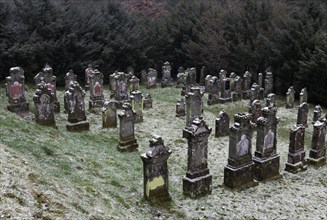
[[64, 70, 77, 90], [183, 117, 212, 197], [85, 64, 94, 90], [207, 76, 219, 105], [131, 90, 143, 123], [89, 69, 105, 110], [146, 68, 157, 89], [64, 81, 89, 132], [176, 98, 186, 117], [33, 79, 56, 127], [224, 122, 258, 189], [6, 67, 29, 113], [117, 103, 138, 151], [219, 78, 232, 103], [185, 87, 203, 127], [266, 93, 276, 108], [285, 124, 307, 173], [215, 111, 229, 137], [313, 105, 322, 124], [34, 65, 60, 112], [286, 86, 295, 108], [102, 101, 117, 128], [299, 87, 308, 104], [232, 76, 243, 101], [143, 94, 153, 109], [242, 71, 252, 99], [129, 76, 140, 94], [252, 107, 280, 181], [264, 71, 273, 96], [141, 135, 172, 200], [297, 102, 309, 127], [161, 61, 173, 88], [307, 118, 326, 166]]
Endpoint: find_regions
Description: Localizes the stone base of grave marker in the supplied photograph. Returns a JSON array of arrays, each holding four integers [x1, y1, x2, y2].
[[54, 101, 60, 113], [253, 154, 280, 181], [89, 100, 104, 109], [36, 118, 57, 128], [161, 79, 173, 88], [219, 97, 232, 103], [66, 120, 90, 132], [117, 138, 138, 151], [307, 149, 326, 166], [207, 94, 219, 105], [183, 169, 212, 197], [285, 150, 307, 173], [7, 102, 29, 113], [224, 162, 258, 190], [232, 92, 242, 102]]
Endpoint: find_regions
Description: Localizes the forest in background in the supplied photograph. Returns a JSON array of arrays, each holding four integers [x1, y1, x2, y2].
[[0, 0, 327, 105]]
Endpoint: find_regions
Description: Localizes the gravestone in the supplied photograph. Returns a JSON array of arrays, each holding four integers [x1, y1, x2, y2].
[[207, 76, 219, 105], [143, 94, 153, 109], [299, 87, 308, 104], [219, 79, 232, 103], [131, 90, 143, 123], [219, 69, 227, 87], [146, 68, 157, 89], [313, 105, 322, 123], [215, 111, 229, 137], [199, 66, 206, 86], [242, 71, 252, 99], [117, 103, 138, 151], [232, 76, 243, 101], [85, 64, 94, 90], [224, 122, 258, 189], [285, 124, 307, 173], [258, 73, 265, 100], [34, 65, 60, 112], [33, 79, 56, 127], [64, 70, 77, 90], [141, 135, 172, 200], [114, 72, 129, 107], [307, 118, 326, 166], [234, 112, 252, 139], [189, 67, 197, 85], [141, 69, 147, 84], [204, 75, 213, 93], [176, 98, 186, 117], [102, 101, 117, 128], [109, 71, 118, 98], [286, 86, 295, 108], [89, 69, 104, 110], [229, 72, 237, 92], [176, 67, 187, 88], [266, 93, 276, 108], [129, 76, 140, 94], [5, 67, 29, 113], [252, 106, 280, 181], [183, 117, 212, 197], [264, 71, 273, 96], [250, 100, 262, 124], [126, 66, 134, 76], [161, 61, 173, 87], [249, 83, 260, 105], [297, 102, 309, 127], [65, 81, 89, 132], [185, 87, 203, 127]]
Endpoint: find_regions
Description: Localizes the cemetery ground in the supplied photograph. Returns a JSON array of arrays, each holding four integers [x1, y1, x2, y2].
[[0, 83, 327, 220]]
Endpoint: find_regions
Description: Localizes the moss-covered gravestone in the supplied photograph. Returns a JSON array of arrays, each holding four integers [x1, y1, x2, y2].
[[141, 135, 172, 200], [307, 118, 326, 166], [117, 103, 138, 151], [183, 117, 212, 197], [129, 76, 140, 94], [102, 101, 117, 128]]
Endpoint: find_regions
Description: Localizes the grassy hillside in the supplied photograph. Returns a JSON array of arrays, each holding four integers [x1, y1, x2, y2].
[[1, 83, 326, 219]]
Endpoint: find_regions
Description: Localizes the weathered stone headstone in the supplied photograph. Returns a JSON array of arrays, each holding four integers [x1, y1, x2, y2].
[[285, 124, 307, 173], [176, 98, 186, 117], [117, 103, 138, 151], [250, 100, 262, 124], [307, 118, 326, 166], [219, 78, 232, 103], [264, 71, 273, 96], [232, 76, 243, 101], [176, 70, 187, 88], [64, 70, 77, 90], [204, 75, 213, 93], [297, 102, 309, 127], [199, 66, 206, 86], [33, 79, 56, 127], [65, 81, 89, 132], [146, 68, 157, 89], [161, 61, 173, 88], [299, 87, 308, 104], [286, 86, 295, 108], [313, 105, 322, 123], [141, 69, 147, 84], [5, 67, 29, 113], [224, 122, 257, 189], [207, 76, 219, 105], [143, 94, 153, 109], [242, 71, 252, 99], [109, 71, 118, 97], [114, 72, 129, 107], [266, 93, 276, 108], [229, 72, 237, 91], [183, 117, 212, 197], [258, 73, 265, 100], [141, 135, 172, 200], [249, 83, 260, 105], [131, 90, 143, 123], [34, 65, 60, 112], [185, 87, 203, 127], [85, 64, 94, 90], [219, 69, 227, 86], [102, 101, 117, 128], [89, 69, 104, 109], [189, 67, 197, 85], [129, 76, 140, 94], [215, 111, 229, 137], [252, 106, 280, 181], [234, 112, 252, 139]]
